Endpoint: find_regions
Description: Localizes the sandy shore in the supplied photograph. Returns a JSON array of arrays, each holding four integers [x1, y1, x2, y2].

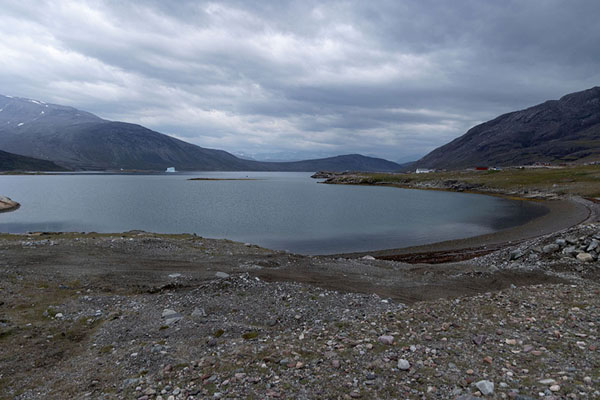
[[339, 196, 593, 261]]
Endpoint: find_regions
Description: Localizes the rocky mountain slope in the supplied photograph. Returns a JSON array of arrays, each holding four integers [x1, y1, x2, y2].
[[0, 149, 65, 171], [415, 86, 600, 169], [0, 95, 401, 172]]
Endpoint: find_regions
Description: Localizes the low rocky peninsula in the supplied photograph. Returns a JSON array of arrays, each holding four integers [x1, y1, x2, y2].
[[0, 179, 599, 398], [0, 195, 19, 212]]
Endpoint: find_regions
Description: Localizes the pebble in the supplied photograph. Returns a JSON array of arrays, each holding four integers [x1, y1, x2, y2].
[[215, 271, 230, 278], [378, 335, 394, 345], [397, 359, 410, 370]]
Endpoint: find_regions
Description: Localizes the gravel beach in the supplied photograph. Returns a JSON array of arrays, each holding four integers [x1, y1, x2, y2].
[[0, 195, 599, 399]]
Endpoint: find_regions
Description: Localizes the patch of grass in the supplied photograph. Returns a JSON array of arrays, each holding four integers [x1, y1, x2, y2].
[[350, 164, 600, 197], [242, 331, 259, 340], [213, 329, 224, 338], [98, 345, 114, 354]]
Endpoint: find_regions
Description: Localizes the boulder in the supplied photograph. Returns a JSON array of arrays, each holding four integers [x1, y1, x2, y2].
[[542, 244, 560, 254], [576, 253, 594, 263]]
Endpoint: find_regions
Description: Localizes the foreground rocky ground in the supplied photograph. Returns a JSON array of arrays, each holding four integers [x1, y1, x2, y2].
[[0, 219, 599, 399]]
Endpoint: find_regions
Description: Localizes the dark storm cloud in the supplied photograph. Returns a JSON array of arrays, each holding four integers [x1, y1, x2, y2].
[[1, 0, 599, 161]]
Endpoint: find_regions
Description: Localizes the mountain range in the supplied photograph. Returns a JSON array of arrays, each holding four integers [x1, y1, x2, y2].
[[0, 95, 401, 172], [415, 86, 600, 169]]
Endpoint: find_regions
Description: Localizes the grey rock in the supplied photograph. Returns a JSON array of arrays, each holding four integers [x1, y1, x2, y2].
[[509, 250, 525, 260], [587, 240, 599, 252], [555, 238, 566, 247], [378, 335, 394, 345], [542, 244, 560, 254], [397, 359, 410, 370], [162, 309, 183, 325], [475, 380, 494, 396], [215, 272, 230, 279], [565, 236, 578, 245], [191, 307, 207, 318], [577, 253, 594, 262]]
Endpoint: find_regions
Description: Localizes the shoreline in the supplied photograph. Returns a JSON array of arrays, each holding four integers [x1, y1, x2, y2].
[[313, 174, 596, 260], [339, 196, 592, 261]]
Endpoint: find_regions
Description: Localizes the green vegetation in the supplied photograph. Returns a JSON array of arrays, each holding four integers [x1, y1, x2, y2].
[[241, 331, 259, 340], [358, 164, 600, 197]]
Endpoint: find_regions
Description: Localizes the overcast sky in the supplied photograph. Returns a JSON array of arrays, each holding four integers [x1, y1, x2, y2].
[[1, 0, 599, 162]]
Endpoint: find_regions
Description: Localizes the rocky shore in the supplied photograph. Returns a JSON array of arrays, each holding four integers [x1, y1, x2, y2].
[[312, 171, 562, 200], [0, 221, 599, 399], [0, 195, 19, 212]]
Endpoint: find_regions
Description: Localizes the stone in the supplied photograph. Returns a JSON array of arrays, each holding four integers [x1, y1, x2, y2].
[[475, 380, 494, 396], [362, 255, 376, 260], [538, 379, 556, 385], [549, 385, 560, 392], [577, 253, 594, 262], [555, 238, 567, 247], [509, 250, 525, 260], [168, 273, 182, 278], [472, 335, 486, 346], [505, 338, 517, 345], [191, 307, 207, 318], [397, 359, 410, 370], [587, 240, 599, 252], [215, 272, 230, 278], [542, 244, 560, 254], [162, 309, 183, 325], [378, 335, 394, 345]]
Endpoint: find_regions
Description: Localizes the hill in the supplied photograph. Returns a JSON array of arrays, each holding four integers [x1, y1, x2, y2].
[[415, 86, 600, 169], [0, 95, 400, 172], [0, 149, 65, 171]]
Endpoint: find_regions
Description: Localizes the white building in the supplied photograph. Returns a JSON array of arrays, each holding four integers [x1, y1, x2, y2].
[[415, 168, 434, 174]]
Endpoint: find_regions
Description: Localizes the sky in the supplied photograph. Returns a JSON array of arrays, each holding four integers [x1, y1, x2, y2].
[[1, 1, 600, 162]]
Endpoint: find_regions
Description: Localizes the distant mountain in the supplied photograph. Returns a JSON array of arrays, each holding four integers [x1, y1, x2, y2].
[[0, 95, 400, 172], [415, 86, 600, 169], [0, 149, 65, 171], [248, 154, 402, 172]]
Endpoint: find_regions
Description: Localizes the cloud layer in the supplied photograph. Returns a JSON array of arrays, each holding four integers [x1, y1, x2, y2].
[[2, 0, 600, 161]]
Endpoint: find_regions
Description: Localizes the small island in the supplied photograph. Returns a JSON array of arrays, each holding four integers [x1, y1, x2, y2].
[[0, 195, 19, 212]]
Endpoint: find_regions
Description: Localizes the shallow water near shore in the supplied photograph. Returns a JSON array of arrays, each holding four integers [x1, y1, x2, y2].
[[0, 171, 547, 254]]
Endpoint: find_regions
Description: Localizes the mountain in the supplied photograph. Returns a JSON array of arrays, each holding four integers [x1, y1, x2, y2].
[[0, 95, 400, 172], [415, 86, 600, 169], [246, 154, 402, 172], [0, 149, 65, 171]]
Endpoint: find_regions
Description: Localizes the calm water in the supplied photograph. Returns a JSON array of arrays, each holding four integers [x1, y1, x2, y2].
[[0, 172, 547, 254]]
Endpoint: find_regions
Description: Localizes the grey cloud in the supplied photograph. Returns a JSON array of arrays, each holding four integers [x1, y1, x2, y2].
[[1, 0, 599, 162]]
